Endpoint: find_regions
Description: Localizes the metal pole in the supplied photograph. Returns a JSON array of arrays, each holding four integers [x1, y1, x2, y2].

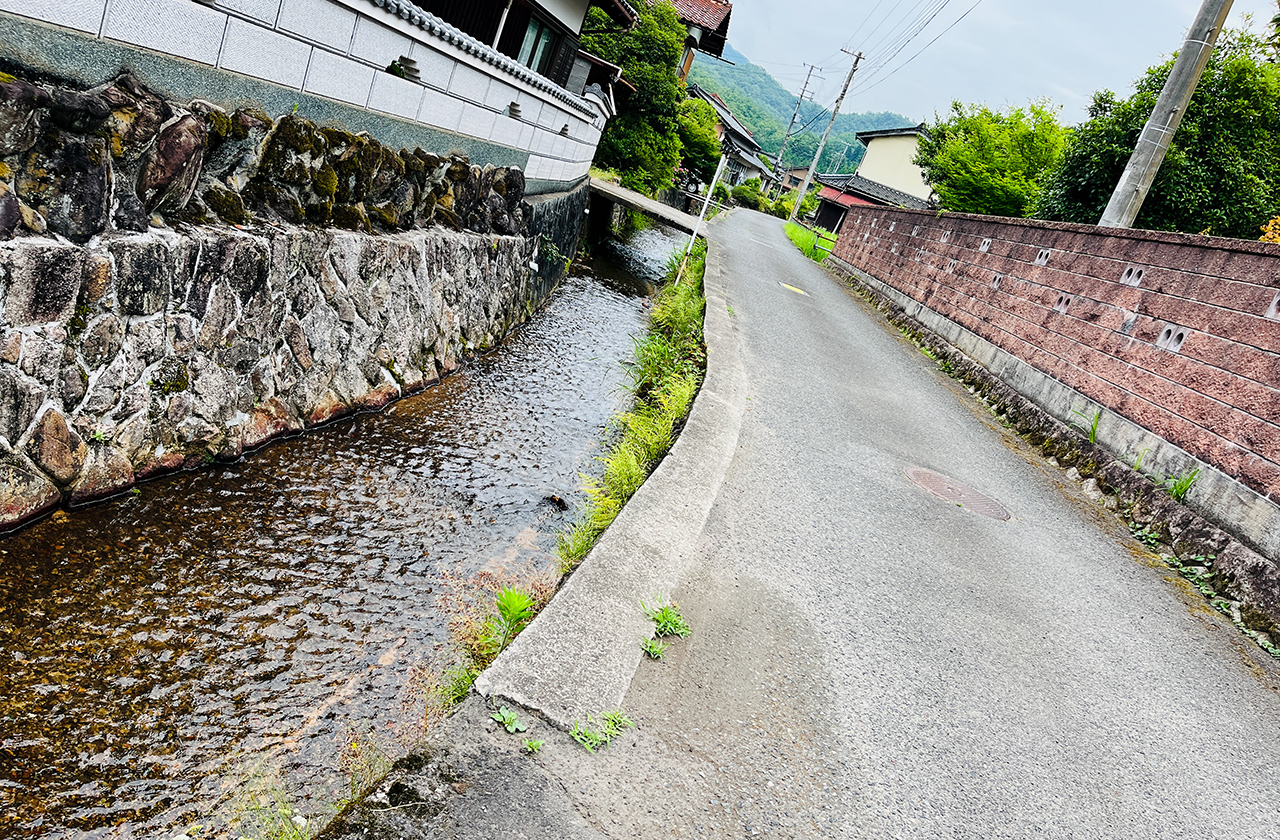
[[675, 153, 728, 284], [686, 151, 727, 254], [789, 50, 862, 224], [1098, 0, 1234, 228], [492, 0, 513, 48]]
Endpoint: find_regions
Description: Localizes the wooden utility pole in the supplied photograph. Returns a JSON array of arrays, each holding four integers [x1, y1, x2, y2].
[[789, 50, 862, 224], [772, 63, 821, 197], [1098, 0, 1234, 228]]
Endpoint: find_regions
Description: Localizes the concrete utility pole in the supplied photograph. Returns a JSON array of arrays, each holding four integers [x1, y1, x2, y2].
[[789, 50, 863, 224], [1098, 0, 1234, 228], [772, 63, 821, 197]]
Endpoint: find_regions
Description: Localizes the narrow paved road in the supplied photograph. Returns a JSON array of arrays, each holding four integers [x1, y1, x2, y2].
[[639, 209, 1280, 837], [342, 209, 1280, 839]]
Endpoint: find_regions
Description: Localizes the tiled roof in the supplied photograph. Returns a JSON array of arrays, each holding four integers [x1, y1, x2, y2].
[[687, 84, 759, 152], [855, 124, 929, 144], [817, 173, 930, 210], [818, 186, 877, 208], [670, 0, 732, 30]]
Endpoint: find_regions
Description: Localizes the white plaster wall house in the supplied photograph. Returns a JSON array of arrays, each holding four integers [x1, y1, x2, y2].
[[852, 125, 932, 202]]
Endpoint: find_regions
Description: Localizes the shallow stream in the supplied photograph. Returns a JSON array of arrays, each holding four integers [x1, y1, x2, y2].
[[0, 223, 683, 838]]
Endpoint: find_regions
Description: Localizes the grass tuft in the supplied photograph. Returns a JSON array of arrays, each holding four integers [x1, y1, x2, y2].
[[784, 222, 834, 262]]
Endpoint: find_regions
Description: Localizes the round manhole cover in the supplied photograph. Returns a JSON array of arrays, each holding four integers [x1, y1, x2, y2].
[[905, 467, 1011, 520]]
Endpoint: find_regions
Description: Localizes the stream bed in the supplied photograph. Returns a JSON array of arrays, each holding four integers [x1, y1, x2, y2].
[[0, 223, 684, 839]]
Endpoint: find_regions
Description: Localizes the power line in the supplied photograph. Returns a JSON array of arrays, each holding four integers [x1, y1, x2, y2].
[[850, 0, 984, 96], [817, 0, 888, 66], [790, 49, 865, 223], [853, 0, 953, 82]]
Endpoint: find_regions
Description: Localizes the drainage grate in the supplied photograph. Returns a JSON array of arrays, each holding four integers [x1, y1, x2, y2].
[[905, 467, 1011, 520]]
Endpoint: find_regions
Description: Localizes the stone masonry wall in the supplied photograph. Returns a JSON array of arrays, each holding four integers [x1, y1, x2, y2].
[[0, 221, 552, 528], [0, 69, 533, 242], [831, 208, 1280, 508], [0, 67, 590, 530]]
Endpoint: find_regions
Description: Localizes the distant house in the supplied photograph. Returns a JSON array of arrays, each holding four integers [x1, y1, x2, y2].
[[688, 83, 774, 189], [851, 125, 932, 201], [670, 0, 732, 82], [812, 124, 931, 231], [778, 166, 810, 193]]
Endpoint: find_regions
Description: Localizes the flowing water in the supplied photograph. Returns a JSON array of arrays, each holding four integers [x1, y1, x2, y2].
[[0, 224, 684, 839]]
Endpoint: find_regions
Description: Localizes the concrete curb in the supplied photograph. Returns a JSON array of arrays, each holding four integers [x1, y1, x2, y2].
[[474, 234, 745, 728]]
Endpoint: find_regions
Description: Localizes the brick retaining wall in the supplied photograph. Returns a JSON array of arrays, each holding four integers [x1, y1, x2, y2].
[[831, 207, 1280, 552]]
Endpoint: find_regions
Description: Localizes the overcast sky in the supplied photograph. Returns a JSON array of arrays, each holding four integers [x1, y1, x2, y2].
[[723, 0, 1278, 123]]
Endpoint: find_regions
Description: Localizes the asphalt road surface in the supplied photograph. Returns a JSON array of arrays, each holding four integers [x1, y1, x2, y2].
[[340, 208, 1280, 840]]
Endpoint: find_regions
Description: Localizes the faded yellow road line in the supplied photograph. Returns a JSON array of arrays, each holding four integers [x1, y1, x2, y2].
[[780, 282, 808, 296]]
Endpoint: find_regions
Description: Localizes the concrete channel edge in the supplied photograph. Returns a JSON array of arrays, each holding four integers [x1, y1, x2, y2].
[[474, 225, 746, 728]]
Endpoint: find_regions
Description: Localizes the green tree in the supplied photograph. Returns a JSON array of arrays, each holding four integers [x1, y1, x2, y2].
[[913, 99, 1069, 217], [676, 98, 721, 184], [1035, 27, 1280, 238], [581, 1, 686, 193]]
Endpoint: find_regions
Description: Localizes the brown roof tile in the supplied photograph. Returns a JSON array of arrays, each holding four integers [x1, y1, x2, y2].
[[670, 0, 731, 31]]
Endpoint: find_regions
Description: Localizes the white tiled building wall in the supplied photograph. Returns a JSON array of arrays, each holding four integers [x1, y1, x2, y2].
[[0, 0, 603, 183]]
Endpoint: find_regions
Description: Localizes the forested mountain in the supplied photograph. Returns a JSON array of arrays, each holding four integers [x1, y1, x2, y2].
[[689, 43, 916, 174]]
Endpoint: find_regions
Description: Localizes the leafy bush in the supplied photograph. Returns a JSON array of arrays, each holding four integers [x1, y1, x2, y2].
[[914, 99, 1069, 217], [1035, 26, 1280, 238], [730, 177, 767, 211], [770, 187, 819, 219], [676, 98, 722, 186], [582, 2, 687, 194]]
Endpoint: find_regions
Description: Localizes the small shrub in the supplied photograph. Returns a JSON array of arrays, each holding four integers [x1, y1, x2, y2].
[[731, 178, 767, 211]]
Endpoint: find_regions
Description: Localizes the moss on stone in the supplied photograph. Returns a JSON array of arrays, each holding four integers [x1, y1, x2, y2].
[[434, 204, 460, 230], [400, 149, 424, 175], [0, 162, 10, 180], [204, 107, 232, 140], [368, 202, 397, 229], [66, 303, 91, 339], [231, 107, 271, 140], [151, 358, 189, 395], [275, 114, 318, 153], [205, 185, 249, 225], [320, 126, 358, 148], [334, 147, 377, 204], [379, 146, 405, 181], [332, 203, 369, 231], [313, 164, 337, 199], [252, 184, 303, 223], [306, 198, 333, 226], [0, 71, 16, 83], [176, 194, 215, 225]]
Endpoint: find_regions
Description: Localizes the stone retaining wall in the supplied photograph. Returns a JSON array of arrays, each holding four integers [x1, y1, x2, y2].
[[0, 67, 590, 531]]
